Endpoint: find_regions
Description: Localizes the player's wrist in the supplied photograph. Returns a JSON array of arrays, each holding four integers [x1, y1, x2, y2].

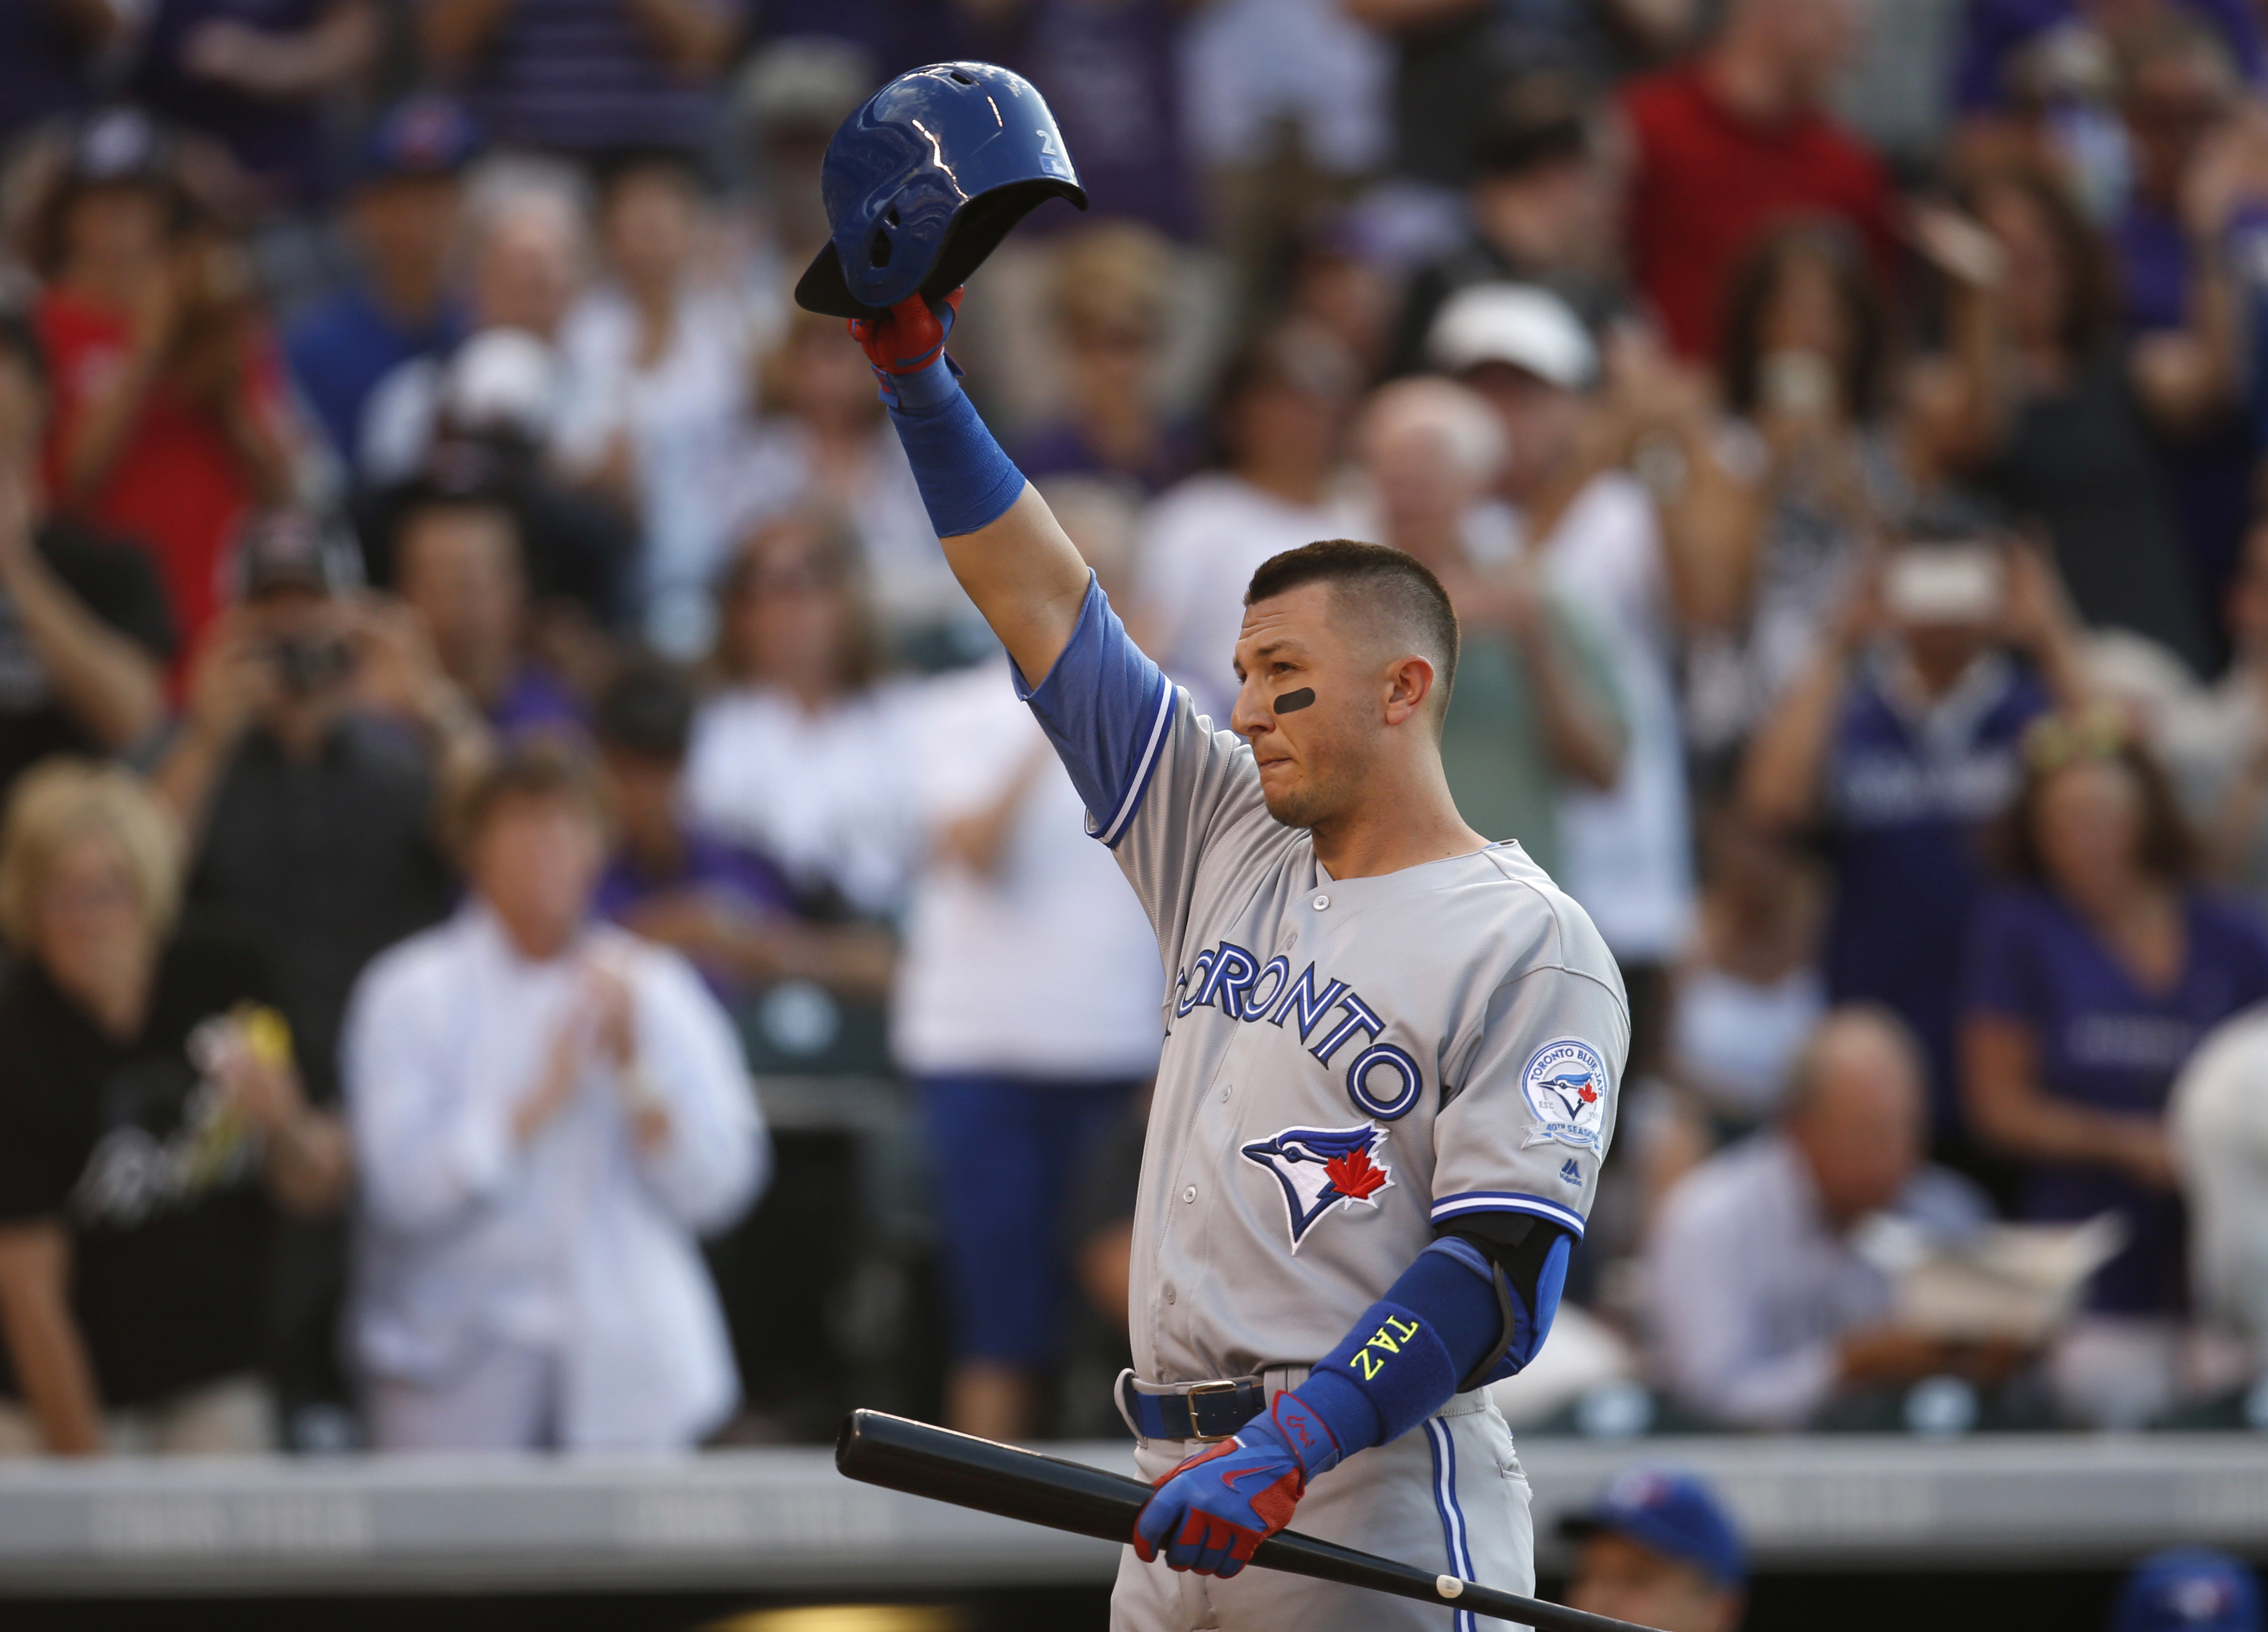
[[1266, 1374, 1369, 1475], [882, 353, 963, 414]]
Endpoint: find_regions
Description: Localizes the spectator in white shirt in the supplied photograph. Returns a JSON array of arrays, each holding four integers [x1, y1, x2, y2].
[[1132, 320, 1363, 723], [554, 153, 753, 658], [1429, 282, 1696, 1072], [1644, 1006, 1999, 1429], [683, 513, 919, 920], [2170, 1007, 2268, 1372], [891, 478, 1164, 1441], [345, 740, 766, 1451], [712, 310, 969, 663]]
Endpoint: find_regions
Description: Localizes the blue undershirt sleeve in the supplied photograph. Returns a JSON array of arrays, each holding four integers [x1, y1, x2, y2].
[[1015, 573, 1175, 847]]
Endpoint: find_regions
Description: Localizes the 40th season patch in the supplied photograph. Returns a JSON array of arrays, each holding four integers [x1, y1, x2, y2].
[[1241, 1124, 1394, 1250], [1520, 1037, 1608, 1154]]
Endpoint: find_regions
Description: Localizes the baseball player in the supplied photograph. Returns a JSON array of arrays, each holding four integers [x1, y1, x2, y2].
[[845, 289, 1627, 1631]]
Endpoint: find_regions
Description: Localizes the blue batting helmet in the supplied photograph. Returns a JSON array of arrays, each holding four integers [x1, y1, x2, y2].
[[794, 61, 1087, 319]]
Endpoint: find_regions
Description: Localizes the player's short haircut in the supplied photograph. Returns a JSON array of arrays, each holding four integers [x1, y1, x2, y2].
[[1245, 539, 1460, 706]]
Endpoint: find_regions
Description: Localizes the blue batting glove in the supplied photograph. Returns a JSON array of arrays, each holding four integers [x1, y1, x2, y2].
[[1130, 1394, 1342, 1578]]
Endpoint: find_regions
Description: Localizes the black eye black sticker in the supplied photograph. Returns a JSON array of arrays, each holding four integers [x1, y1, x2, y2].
[[1273, 687, 1316, 714]]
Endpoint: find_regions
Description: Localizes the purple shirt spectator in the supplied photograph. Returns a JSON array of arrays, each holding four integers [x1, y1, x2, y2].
[[0, 1, 101, 146], [595, 829, 797, 998], [451, 0, 749, 153], [1017, 417, 1201, 496], [130, 0, 337, 204], [490, 662, 587, 742], [1821, 655, 2053, 1130], [1954, 0, 2265, 113], [1962, 886, 2268, 1312], [749, 0, 966, 79], [2112, 203, 2255, 658], [988, 0, 1199, 240]]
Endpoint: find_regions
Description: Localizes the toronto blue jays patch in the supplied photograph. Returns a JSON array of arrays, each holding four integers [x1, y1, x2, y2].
[[1520, 1038, 1608, 1154], [1241, 1124, 1394, 1250]]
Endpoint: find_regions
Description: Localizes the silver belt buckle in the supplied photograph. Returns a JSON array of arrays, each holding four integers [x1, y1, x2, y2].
[[1183, 1379, 1243, 1440]]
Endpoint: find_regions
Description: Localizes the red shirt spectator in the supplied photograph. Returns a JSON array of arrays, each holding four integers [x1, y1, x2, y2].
[[1621, 0, 1897, 360], [36, 286, 290, 652]]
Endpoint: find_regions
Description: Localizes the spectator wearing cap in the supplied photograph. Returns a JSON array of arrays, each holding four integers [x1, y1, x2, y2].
[[149, 512, 487, 1440], [285, 97, 481, 466], [892, 478, 1162, 1442], [1131, 321, 1364, 726], [1960, 712, 2268, 1427], [1644, 1007, 2003, 1430], [0, 313, 173, 805], [1743, 525, 2091, 1159], [345, 741, 767, 1449], [1427, 283, 1692, 1065], [1561, 1468, 1746, 1632], [1384, 81, 1625, 378], [387, 486, 584, 741], [555, 151, 755, 657], [593, 659, 893, 1005], [420, 0, 747, 155], [356, 175, 589, 491], [1620, 0, 1896, 361], [125, 0, 379, 213], [1355, 369, 1624, 888], [28, 109, 302, 657], [2114, 1550, 2264, 1632]]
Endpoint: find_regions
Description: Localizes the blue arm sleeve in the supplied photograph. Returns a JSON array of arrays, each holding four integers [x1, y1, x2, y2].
[[1273, 1226, 1570, 1472], [883, 359, 1027, 539], [1016, 574, 1175, 847]]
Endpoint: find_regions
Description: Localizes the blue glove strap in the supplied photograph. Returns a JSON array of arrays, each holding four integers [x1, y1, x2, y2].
[[886, 377, 1026, 538], [1238, 1389, 1345, 1480]]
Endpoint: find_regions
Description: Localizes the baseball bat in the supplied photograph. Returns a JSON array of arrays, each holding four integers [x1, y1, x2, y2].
[[835, 1409, 1664, 1632]]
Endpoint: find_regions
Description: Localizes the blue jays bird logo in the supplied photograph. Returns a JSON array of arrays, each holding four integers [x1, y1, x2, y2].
[[1536, 1070, 1600, 1122], [1521, 1037, 1610, 1155], [1241, 1124, 1394, 1250]]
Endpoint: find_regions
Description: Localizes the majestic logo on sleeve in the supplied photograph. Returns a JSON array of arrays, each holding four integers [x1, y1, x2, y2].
[[1240, 1124, 1395, 1250], [1520, 1038, 1609, 1154]]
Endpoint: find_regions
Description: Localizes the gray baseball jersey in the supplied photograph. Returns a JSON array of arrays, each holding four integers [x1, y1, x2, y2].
[[1022, 576, 1629, 1387]]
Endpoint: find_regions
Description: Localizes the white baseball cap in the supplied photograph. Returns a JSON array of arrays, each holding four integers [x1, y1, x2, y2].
[[1427, 283, 1597, 391]]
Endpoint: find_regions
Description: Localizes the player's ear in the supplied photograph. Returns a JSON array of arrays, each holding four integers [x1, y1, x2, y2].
[[1380, 655, 1435, 728]]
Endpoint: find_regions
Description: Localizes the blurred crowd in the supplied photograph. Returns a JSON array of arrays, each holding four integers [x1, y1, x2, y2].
[[18, 0, 2268, 1457]]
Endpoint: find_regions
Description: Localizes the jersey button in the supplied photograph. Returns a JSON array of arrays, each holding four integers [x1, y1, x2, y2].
[[1182, 1186, 1197, 1204], [1312, 893, 1331, 911], [1164, 1286, 1177, 1305]]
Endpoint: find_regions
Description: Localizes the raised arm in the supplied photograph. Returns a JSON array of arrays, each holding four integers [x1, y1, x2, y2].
[[847, 295, 1089, 685]]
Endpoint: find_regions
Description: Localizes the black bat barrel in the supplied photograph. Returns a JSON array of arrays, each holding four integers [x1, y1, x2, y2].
[[835, 1409, 1664, 1632]]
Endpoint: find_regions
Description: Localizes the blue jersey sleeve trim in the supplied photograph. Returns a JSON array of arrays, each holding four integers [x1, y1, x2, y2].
[[1097, 675, 1174, 847], [1429, 1192, 1586, 1239], [1013, 572, 1176, 847]]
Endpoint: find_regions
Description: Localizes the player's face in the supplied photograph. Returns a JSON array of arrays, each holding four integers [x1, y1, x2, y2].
[[1230, 584, 1378, 830]]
